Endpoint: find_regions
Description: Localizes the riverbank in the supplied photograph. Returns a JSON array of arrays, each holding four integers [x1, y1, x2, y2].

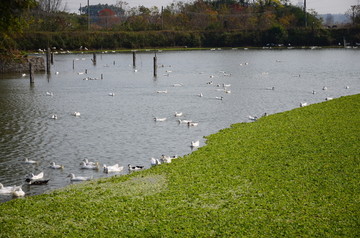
[[0, 55, 45, 73], [0, 94, 359, 237], [10, 28, 360, 52]]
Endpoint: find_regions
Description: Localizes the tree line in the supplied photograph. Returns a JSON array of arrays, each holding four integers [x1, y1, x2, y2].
[[1, 0, 360, 56]]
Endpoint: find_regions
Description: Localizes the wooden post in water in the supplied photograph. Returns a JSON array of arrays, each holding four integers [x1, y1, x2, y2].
[[92, 53, 96, 65], [153, 53, 157, 77], [29, 62, 34, 84], [101, 73, 103, 79], [46, 48, 51, 74], [132, 51, 136, 67], [73, 59, 75, 69], [50, 52, 54, 64]]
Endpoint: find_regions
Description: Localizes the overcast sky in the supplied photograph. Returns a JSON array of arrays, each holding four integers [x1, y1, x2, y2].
[[64, 0, 358, 15]]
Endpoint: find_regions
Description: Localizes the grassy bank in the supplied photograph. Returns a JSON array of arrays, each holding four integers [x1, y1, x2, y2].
[[0, 95, 359, 237]]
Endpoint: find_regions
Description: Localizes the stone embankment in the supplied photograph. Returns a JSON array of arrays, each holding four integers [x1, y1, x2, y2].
[[0, 56, 45, 73]]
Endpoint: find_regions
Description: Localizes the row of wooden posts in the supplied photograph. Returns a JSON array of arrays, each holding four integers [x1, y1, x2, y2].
[[29, 50, 158, 84]]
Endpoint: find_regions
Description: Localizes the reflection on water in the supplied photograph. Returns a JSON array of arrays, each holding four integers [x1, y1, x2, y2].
[[0, 49, 359, 203]]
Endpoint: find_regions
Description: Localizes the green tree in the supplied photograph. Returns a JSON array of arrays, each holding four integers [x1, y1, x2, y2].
[[0, 0, 37, 55], [0, 0, 37, 34]]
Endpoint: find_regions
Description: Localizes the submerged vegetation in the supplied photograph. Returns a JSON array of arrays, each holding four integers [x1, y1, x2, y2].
[[0, 94, 359, 237]]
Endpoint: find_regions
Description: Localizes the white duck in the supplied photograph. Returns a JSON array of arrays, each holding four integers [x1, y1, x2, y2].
[[80, 161, 99, 170], [178, 119, 192, 124], [248, 115, 258, 121], [12, 187, 25, 197], [103, 164, 124, 173], [67, 173, 91, 181], [157, 90, 167, 94], [150, 158, 162, 166], [50, 114, 58, 120], [27, 172, 44, 180], [82, 158, 97, 166], [174, 112, 183, 117], [128, 164, 144, 172], [215, 96, 223, 100], [23, 158, 37, 164], [187, 122, 199, 127], [154, 117, 167, 122], [160, 155, 178, 164], [300, 102, 308, 107], [0, 183, 19, 194], [49, 162, 64, 169], [73, 112, 81, 117], [191, 140, 200, 147], [46, 92, 54, 96]]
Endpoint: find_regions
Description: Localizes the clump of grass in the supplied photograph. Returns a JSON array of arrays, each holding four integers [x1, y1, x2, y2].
[[0, 95, 359, 237]]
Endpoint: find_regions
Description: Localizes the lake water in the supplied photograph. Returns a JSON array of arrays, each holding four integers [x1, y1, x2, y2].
[[0, 48, 359, 203]]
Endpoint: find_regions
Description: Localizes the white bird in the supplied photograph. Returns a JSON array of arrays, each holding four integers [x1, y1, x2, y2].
[[109, 92, 115, 96], [223, 84, 231, 87], [345, 86, 350, 89], [312, 90, 316, 94], [187, 122, 199, 127], [191, 140, 200, 147], [157, 90, 168, 94], [73, 112, 81, 117], [128, 164, 144, 172], [178, 119, 192, 124], [322, 86, 327, 90], [27, 172, 44, 180], [23, 158, 37, 164], [51, 114, 58, 120], [49, 162, 64, 169], [174, 112, 183, 117], [215, 96, 223, 100], [172, 83, 183, 87], [154, 117, 167, 122], [46, 92, 53, 96], [248, 115, 258, 121], [0, 183, 19, 194], [300, 102, 308, 107], [82, 158, 97, 166], [22, 73, 26, 77], [325, 97, 333, 101], [80, 161, 99, 170], [150, 158, 162, 166], [198, 93, 203, 97], [225, 90, 231, 94], [12, 187, 25, 197], [160, 155, 178, 164], [67, 173, 91, 181], [103, 164, 124, 173]]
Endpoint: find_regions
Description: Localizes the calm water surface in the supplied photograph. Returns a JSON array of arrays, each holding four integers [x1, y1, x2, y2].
[[0, 49, 359, 203]]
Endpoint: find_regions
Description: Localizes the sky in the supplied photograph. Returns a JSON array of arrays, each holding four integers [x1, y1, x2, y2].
[[64, 0, 359, 15]]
